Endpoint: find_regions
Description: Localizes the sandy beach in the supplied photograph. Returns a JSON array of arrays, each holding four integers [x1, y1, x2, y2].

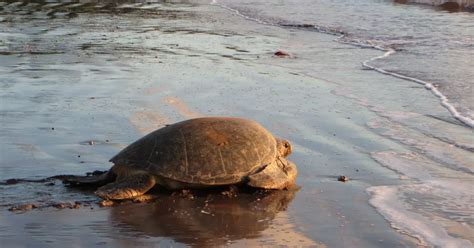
[[1, 1, 472, 247]]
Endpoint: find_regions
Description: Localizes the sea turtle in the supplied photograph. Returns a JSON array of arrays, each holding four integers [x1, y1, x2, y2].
[[65, 117, 297, 200]]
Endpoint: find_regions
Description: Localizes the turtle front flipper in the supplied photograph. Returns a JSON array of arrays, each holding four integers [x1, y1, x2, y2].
[[247, 157, 298, 190], [95, 172, 156, 200]]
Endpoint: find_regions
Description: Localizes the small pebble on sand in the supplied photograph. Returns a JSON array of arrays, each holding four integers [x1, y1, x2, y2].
[[274, 50, 290, 57], [338, 175, 349, 182], [53, 203, 67, 209], [99, 200, 114, 207]]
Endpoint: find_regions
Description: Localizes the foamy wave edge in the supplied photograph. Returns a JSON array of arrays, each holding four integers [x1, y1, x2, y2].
[[211, 0, 474, 128], [367, 185, 474, 248], [361, 48, 474, 128], [211, 0, 271, 25]]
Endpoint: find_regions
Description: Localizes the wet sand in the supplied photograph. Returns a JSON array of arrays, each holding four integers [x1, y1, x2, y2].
[[1, 1, 472, 247], [396, 0, 474, 10]]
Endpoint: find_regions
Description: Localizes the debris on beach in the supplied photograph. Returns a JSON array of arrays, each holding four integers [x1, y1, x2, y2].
[[98, 200, 115, 207], [52, 203, 67, 209], [338, 175, 349, 182], [86, 170, 108, 176], [8, 204, 37, 212], [5, 178, 19, 185], [221, 185, 239, 198], [172, 189, 195, 199], [8, 201, 83, 212], [51, 201, 82, 210], [274, 50, 290, 57]]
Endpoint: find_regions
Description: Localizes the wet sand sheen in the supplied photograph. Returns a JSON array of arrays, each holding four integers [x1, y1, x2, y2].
[[1, 1, 470, 247], [163, 96, 203, 119], [130, 111, 169, 134], [231, 212, 325, 247], [129, 96, 202, 134]]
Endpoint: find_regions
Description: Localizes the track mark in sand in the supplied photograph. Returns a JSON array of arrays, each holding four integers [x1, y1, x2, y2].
[[143, 85, 167, 96], [130, 111, 169, 134], [163, 96, 202, 119]]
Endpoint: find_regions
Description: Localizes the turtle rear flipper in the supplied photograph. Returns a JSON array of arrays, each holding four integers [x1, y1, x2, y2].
[[63, 170, 116, 187], [95, 172, 156, 200], [247, 158, 297, 190]]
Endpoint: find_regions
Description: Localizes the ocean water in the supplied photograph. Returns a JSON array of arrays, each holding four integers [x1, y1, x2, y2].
[[215, 0, 474, 126], [0, 1, 473, 247]]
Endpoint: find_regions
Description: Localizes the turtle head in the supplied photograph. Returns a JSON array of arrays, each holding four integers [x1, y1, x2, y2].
[[276, 139, 292, 157]]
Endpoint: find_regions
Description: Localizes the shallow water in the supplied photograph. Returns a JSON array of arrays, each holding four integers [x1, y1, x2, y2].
[[216, 0, 474, 125], [0, 1, 473, 247]]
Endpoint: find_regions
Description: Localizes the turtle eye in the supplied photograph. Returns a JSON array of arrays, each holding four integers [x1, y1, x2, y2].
[[284, 142, 289, 148]]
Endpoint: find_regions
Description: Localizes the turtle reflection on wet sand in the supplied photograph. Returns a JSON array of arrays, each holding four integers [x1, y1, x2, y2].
[[109, 189, 297, 247], [64, 117, 298, 201]]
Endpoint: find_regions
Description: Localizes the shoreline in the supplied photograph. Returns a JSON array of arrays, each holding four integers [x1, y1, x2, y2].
[[361, 48, 474, 128], [212, 0, 474, 128]]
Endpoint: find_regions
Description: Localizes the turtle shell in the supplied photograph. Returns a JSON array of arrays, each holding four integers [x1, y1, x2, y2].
[[110, 117, 278, 185]]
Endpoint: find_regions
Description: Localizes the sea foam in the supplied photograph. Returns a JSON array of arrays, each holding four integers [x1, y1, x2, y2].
[[368, 185, 473, 248], [368, 151, 474, 247], [362, 48, 474, 128]]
